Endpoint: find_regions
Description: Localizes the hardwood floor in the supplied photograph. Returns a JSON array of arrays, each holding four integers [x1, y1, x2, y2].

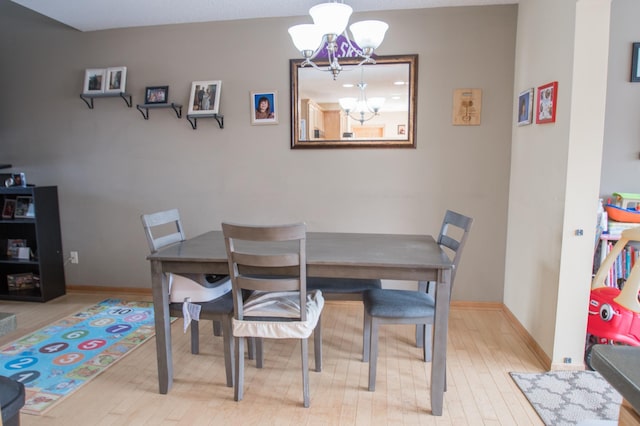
[[0, 293, 545, 425]]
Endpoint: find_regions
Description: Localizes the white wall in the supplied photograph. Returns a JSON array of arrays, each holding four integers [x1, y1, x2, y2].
[[0, 3, 516, 302], [505, 0, 610, 368]]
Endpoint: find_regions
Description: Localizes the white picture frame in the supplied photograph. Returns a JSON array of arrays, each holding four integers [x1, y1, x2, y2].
[[187, 80, 221, 115], [105, 66, 127, 93], [517, 88, 534, 126], [83, 68, 106, 94], [250, 90, 278, 125]]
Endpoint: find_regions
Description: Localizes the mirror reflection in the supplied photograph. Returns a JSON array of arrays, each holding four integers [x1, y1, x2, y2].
[[290, 54, 418, 149]]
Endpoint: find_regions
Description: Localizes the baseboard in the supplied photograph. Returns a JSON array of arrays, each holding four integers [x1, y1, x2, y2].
[[66, 285, 152, 297], [502, 304, 552, 370]]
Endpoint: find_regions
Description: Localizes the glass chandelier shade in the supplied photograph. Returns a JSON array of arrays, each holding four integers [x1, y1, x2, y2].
[[339, 79, 385, 125], [288, 1, 388, 79]]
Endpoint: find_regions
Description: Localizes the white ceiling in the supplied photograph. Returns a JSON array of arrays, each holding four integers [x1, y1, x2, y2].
[[11, 0, 517, 32]]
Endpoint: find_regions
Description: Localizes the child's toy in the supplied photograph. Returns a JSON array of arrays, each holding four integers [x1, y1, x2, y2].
[[585, 227, 640, 368], [605, 192, 640, 223]]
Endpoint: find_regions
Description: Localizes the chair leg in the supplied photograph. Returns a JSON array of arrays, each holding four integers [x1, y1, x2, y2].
[[314, 316, 322, 372], [301, 338, 310, 408], [255, 338, 264, 368], [424, 323, 433, 363], [247, 337, 255, 360], [363, 310, 371, 362], [234, 335, 244, 402], [190, 320, 199, 354], [415, 281, 429, 348], [222, 316, 234, 387], [368, 317, 379, 391], [213, 320, 222, 336]]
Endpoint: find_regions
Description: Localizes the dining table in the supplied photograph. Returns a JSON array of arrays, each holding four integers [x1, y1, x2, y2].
[[146, 230, 453, 415]]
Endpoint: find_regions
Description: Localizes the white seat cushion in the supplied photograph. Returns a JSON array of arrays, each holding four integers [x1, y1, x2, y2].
[[168, 273, 231, 303], [232, 290, 324, 339]]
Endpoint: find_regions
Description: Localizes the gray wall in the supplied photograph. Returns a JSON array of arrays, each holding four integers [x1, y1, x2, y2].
[[0, 1, 517, 302]]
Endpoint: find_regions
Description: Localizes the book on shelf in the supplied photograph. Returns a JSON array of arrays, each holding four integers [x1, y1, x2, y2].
[[6, 272, 39, 290]]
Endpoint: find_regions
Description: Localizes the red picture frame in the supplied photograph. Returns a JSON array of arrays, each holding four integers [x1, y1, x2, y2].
[[536, 81, 558, 124]]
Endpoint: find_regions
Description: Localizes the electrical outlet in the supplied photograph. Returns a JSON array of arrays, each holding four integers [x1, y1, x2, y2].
[[70, 251, 79, 264], [563, 357, 572, 364]]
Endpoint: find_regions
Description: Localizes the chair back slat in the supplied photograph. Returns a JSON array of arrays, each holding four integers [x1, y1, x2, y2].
[[232, 252, 300, 268], [238, 276, 302, 292], [141, 208, 186, 253]]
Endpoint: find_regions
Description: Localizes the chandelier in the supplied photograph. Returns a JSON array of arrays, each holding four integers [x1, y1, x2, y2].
[[338, 68, 385, 125], [288, 1, 388, 80]]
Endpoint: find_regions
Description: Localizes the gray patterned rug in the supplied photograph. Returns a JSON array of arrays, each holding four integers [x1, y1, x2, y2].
[[510, 370, 621, 425]]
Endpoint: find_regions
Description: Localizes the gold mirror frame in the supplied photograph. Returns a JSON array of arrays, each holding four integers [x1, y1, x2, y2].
[[290, 54, 418, 149]]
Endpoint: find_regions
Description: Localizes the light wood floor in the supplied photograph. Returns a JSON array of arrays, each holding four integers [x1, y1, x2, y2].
[[0, 293, 545, 425]]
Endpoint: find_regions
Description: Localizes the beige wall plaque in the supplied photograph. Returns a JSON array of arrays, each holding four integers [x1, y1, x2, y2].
[[452, 88, 482, 126]]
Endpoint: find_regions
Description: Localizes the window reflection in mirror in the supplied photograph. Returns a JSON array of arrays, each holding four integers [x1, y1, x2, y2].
[[290, 54, 418, 149]]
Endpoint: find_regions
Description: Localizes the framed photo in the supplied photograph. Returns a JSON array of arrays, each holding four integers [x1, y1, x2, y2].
[[14, 196, 33, 219], [632, 43, 640, 82], [188, 80, 221, 115], [397, 124, 406, 135], [145, 86, 169, 104], [2, 199, 15, 219], [105, 66, 127, 93], [452, 88, 482, 126], [536, 81, 558, 124], [517, 88, 534, 126], [83, 68, 106, 94], [251, 91, 278, 125]]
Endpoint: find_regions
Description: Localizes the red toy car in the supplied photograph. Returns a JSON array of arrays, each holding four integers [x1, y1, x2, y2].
[[585, 227, 640, 368]]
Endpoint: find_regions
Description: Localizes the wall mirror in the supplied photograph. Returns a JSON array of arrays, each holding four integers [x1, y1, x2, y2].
[[290, 54, 418, 149]]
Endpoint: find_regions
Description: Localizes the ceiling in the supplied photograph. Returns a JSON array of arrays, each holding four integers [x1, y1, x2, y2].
[[11, 0, 517, 32]]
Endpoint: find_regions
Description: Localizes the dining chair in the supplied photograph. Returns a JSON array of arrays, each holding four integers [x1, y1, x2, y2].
[[141, 208, 235, 386], [362, 210, 473, 391], [307, 277, 381, 360], [222, 222, 324, 408]]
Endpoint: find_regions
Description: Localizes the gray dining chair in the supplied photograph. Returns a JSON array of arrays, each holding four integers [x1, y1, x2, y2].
[[222, 222, 324, 408], [141, 209, 237, 387], [362, 210, 473, 391], [307, 277, 381, 360]]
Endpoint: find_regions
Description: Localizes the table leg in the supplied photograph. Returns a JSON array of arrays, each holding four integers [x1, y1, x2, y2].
[[151, 260, 172, 394], [431, 269, 450, 416]]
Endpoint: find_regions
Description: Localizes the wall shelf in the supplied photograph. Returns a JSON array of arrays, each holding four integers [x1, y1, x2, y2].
[[136, 103, 182, 120], [186, 114, 224, 130], [80, 92, 132, 109]]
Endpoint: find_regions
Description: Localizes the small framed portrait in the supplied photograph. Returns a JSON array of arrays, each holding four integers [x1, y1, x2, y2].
[[144, 86, 169, 104], [517, 88, 534, 126], [2, 199, 15, 219], [105, 66, 127, 93], [536, 81, 558, 124], [188, 80, 222, 115], [397, 124, 406, 135], [631, 43, 640, 82], [251, 91, 278, 125], [10, 173, 26, 187], [14, 196, 33, 219], [83, 68, 106, 94]]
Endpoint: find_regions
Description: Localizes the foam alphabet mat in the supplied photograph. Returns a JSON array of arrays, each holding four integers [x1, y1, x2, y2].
[[0, 299, 163, 415]]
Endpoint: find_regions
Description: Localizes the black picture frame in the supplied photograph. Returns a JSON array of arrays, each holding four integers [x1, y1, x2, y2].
[[144, 86, 169, 104], [631, 43, 640, 82]]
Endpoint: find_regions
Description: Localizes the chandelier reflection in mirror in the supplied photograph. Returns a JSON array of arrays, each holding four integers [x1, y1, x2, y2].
[[288, 1, 388, 80], [338, 68, 385, 125]]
